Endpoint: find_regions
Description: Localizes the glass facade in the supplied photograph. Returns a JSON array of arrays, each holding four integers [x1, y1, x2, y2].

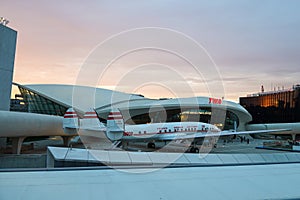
[[10, 98, 28, 112], [240, 85, 300, 123], [18, 86, 68, 116]]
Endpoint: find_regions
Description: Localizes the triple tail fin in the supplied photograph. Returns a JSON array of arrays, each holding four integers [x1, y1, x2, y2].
[[106, 108, 124, 141], [81, 108, 105, 129]]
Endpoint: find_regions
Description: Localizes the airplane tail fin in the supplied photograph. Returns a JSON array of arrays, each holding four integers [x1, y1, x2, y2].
[[81, 108, 104, 129], [106, 108, 124, 141], [63, 108, 79, 134]]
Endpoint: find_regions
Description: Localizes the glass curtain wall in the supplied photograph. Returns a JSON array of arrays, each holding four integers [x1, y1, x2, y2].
[[18, 86, 67, 116]]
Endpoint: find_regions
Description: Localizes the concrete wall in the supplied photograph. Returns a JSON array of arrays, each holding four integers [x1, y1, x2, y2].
[[0, 154, 46, 168], [0, 24, 17, 111]]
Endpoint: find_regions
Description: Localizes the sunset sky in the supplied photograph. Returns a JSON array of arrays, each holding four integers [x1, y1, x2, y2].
[[2, 0, 300, 102]]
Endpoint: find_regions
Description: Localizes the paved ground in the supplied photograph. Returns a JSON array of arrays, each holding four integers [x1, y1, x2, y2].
[[1, 136, 284, 154], [0, 132, 293, 155], [210, 138, 282, 154], [124, 138, 283, 154]]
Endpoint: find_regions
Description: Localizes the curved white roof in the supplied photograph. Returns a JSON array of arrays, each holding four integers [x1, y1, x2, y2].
[[16, 84, 147, 113], [15, 83, 252, 126], [96, 96, 252, 125]]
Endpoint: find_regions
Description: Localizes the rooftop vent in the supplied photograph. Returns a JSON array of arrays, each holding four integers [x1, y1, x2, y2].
[[0, 17, 9, 26]]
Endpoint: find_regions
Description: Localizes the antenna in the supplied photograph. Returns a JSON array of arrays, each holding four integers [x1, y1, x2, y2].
[[0, 17, 9, 26]]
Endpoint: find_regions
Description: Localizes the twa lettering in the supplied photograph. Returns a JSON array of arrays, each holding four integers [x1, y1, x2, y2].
[[209, 98, 222, 104]]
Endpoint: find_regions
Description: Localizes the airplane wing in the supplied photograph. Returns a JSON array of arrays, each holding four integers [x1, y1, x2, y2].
[[126, 128, 292, 141]]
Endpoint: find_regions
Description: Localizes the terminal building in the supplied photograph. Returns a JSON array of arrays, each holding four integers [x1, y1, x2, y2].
[[2, 82, 255, 154], [240, 85, 300, 124], [13, 83, 252, 132]]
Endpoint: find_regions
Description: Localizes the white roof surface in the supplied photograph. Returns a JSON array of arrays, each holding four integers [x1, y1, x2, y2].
[[19, 84, 147, 113], [1, 163, 300, 200]]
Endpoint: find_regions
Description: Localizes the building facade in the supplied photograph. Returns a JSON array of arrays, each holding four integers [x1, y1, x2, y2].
[[240, 85, 300, 124], [0, 23, 17, 111]]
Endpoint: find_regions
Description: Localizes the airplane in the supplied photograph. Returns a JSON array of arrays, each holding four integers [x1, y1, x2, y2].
[[63, 108, 107, 138], [63, 108, 290, 153]]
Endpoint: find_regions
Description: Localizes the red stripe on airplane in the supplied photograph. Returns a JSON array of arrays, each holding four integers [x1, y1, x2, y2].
[[121, 130, 214, 137], [65, 112, 77, 115]]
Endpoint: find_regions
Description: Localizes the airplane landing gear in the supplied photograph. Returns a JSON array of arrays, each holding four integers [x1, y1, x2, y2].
[[189, 141, 199, 153], [147, 142, 156, 149], [190, 147, 199, 153]]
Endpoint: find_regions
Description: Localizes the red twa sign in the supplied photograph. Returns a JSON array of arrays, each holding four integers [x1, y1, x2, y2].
[[209, 97, 222, 104]]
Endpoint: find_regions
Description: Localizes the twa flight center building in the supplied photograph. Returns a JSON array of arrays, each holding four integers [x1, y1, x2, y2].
[[5, 82, 256, 154], [14, 83, 250, 132]]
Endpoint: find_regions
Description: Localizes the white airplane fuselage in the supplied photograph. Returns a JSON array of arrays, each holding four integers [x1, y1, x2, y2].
[[77, 120, 220, 142], [122, 122, 220, 141]]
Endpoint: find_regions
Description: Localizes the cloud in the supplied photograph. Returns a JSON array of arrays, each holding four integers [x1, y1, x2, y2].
[[2, 0, 300, 102]]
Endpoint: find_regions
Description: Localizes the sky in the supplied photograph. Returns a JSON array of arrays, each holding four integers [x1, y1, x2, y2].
[[1, 0, 300, 102]]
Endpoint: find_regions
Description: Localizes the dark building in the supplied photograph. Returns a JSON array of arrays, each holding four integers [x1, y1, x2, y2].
[[0, 20, 17, 111], [10, 94, 28, 112], [240, 85, 300, 124]]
